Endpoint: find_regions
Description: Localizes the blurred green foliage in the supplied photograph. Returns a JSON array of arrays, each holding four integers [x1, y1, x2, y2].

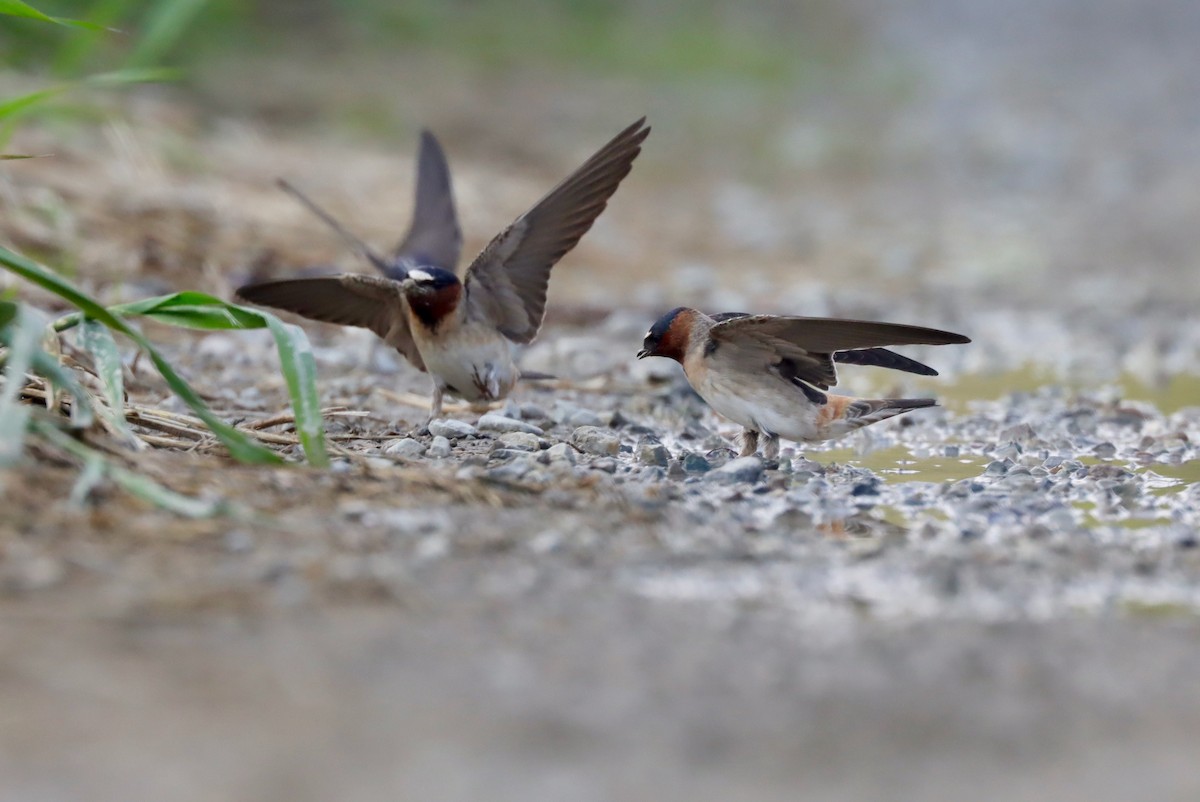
[[3, 0, 858, 85], [1, 0, 209, 148]]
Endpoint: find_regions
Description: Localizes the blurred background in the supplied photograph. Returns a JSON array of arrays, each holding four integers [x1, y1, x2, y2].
[[5, 0, 1200, 398], [4, 2, 1200, 801]]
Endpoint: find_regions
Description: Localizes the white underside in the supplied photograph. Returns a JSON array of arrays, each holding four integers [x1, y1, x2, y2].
[[415, 325, 518, 402], [694, 371, 829, 442]]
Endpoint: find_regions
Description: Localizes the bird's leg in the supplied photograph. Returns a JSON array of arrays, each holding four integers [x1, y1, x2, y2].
[[738, 429, 759, 457], [422, 384, 444, 426], [762, 433, 780, 461]]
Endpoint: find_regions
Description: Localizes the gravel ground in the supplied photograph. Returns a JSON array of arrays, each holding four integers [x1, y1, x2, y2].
[[3, 1, 1200, 800]]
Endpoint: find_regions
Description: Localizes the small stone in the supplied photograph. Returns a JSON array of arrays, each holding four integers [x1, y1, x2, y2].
[[385, 438, 426, 458], [851, 481, 880, 496], [1093, 441, 1117, 458], [427, 435, 453, 458], [984, 460, 1010, 476], [999, 423, 1038, 444], [681, 452, 711, 473], [566, 408, 606, 428], [478, 413, 544, 435], [636, 436, 670, 467], [705, 447, 736, 468], [591, 458, 619, 473], [993, 442, 1021, 461], [428, 419, 478, 439], [486, 456, 539, 483], [519, 403, 549, 421], [498, 432, 541, 452], [545, 443, 577, 465], [708, 456, 765, 484], [365, 457, 395, 470], [571, 425, 620, 456]]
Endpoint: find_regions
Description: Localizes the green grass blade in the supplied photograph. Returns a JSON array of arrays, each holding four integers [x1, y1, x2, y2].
[[77, 318, 133, 439], [65, 291, 330, 466], [124, 0, 210, 68], [0, 303, 41, 465], [0, 87, 68, 122], [0, 0, 106, 29], [29, 347, 95, 428], [107, 463, 227, 517], [52, 0, 137, 77], [68, 449, 105, 505], [0, 246, 282, 464], [32, 418, 225, 517], [84, 66, 184, 87], [259, 316, 328, 467]]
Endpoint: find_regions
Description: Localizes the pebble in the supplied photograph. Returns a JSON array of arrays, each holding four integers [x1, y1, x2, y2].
[[571, 426, 620, 456], [708, 456, 765, 484], [428, 419, 478, 439], [385, 438, 426, 458], [478, 413, 544, 436], [636, 436, 670, 467], [486, 456, 538, 483], [681, 452, 712, 473], [567, 409, 606, 428], [427, 435, 453, 458], [498, 432, 542, 452], [545, 443, 577, 465]]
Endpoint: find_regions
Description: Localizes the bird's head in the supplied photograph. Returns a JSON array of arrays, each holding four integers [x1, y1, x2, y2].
[[637, 306, 695, 363], [402, 267, 463, 329]]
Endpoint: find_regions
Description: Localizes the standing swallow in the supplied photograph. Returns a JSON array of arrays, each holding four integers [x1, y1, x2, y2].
[[637, 308, 970, 459], [237, 118, 650, 421]]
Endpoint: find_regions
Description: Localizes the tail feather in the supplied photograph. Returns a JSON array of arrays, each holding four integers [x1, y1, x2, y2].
[[821, 396, 936, 438]]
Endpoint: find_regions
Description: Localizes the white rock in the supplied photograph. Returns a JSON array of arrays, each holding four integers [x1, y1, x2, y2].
[[545, 443, 577, 465], [499, 432, 541, 452], [571, 426, 619, 456], [384, 438, 426, 458], [478, 413, 543, 435], [428, 419, 478, 439]]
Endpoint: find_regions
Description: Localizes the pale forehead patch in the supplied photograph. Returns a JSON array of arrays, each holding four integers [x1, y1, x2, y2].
[[409, 269, 435, 282]]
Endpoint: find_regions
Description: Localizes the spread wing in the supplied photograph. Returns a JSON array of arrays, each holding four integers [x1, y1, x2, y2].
[[709, 312, 941, 377], [236, 275, 425, 371], [710, 314, 969, 390], [394, 130, 462, 271], [463, 117, 650, 343]]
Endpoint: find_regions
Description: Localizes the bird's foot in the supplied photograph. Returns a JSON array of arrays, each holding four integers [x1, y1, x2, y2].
[[738, 429, 759, 458], [762, 434, 780, 461]]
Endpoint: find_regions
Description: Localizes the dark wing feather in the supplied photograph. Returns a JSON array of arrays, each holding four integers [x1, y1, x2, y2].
[[463, 118, 650, 343], [712, 314, 969, 353], [712, 312, 945, 377], [236, 275, 425, 371], [711, 314, 968, 389], [833, 347, 939, 376], [394, 130, 462, 271]]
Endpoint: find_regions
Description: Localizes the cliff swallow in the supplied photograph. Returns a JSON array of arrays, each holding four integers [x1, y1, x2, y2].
[[237, 118, 650, 420], [637, 308, 970, 458]]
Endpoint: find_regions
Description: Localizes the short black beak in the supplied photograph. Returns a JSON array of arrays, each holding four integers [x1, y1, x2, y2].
[[636, 349, 649, 359]]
